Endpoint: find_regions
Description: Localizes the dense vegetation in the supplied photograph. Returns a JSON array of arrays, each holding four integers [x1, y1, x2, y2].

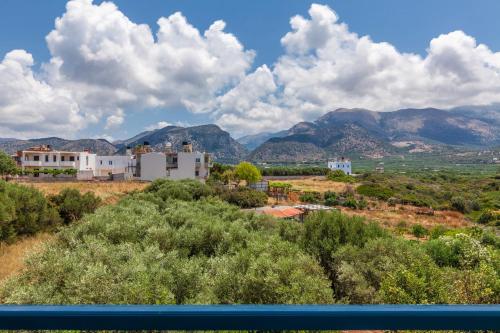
[[0, 181, 101, 242], [260, 166, 329, 176], [1, 179, 498, 305], [356, 171, 500, 225]]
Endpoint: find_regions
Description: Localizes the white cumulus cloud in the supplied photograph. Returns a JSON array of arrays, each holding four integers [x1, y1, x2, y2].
[[213, 4, 500, 135], [2, 1, 500, 138]]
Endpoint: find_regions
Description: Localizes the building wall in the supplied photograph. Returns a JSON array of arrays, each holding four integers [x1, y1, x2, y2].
[[95, 156, 134, 177], [328, 160, 352, 175], [169, 152, 197, 180], [140, 153, 167, 181]]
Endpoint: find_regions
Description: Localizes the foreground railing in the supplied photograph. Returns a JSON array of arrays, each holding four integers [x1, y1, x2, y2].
[[0, 305, 499, 331]]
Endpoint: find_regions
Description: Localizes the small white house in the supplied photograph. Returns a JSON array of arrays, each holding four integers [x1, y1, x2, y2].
[[95, 155, 135, 177], [327, 157, 352, 175]]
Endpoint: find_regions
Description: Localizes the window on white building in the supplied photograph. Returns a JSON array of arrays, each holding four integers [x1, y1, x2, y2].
[[109, 161, 113, 165], [69, 156, 75, 162], [34, 155, 39, 161], [86, 156, 89, 166], [53, 155, 57, 162], [45, 155, 49, 162]]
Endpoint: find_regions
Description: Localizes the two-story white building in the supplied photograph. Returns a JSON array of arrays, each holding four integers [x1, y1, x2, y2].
[[327, 157, 352, 175], [137, 142, 212, 182], [16, 145, 96, 174]]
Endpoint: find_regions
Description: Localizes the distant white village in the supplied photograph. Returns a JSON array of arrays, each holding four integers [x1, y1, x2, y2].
[[13, 141, 212, 182]]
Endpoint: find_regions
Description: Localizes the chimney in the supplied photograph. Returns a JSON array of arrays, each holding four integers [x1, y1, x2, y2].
[[165, 142, 173, 154], [182, 141, 193, 153]]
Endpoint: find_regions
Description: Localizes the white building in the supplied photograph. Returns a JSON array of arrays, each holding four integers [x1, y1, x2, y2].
[[327, 157, 352, 175], [16, 145, 96, 175], [95, 155, 135, 177], [137, 142, 212, 182]]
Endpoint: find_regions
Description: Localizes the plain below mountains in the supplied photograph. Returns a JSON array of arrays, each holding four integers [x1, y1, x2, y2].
[[1, 107, 499, 163]]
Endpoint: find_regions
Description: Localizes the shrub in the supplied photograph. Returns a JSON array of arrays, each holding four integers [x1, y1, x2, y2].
[[299, 191, 322, 204], [0, 151, 17, 177], [327, 169, 355, 183], [145, 179, 213, 201], [411, 224, 428, 238], [451, 196, 468, 213], [0, 197, 333, 305], [0, 181, 61, 242], [323, 191, 338, 206], [49, 189, 101, 224], [356, 184, 394, 200], [216, 187, 268, 208]]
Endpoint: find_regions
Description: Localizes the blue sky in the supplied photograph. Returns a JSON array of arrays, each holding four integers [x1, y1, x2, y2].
[[1, 0, 500, 140]]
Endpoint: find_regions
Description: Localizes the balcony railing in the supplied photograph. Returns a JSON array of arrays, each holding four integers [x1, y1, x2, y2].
[[0, 305, 498, 331]]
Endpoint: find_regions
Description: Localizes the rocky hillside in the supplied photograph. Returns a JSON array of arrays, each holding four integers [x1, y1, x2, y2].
[[115, 124, 247, 163], [1, 125, 247, 163], [0, 137, 117, 155], [249, 108, 500, 162]]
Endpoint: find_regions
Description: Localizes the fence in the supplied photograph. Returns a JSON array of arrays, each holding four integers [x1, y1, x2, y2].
[[0, 305, 498, 331]]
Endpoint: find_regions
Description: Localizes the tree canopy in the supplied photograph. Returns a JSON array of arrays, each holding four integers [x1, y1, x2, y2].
[[234, 162, 261, 185], [0, 151, 17, 177]]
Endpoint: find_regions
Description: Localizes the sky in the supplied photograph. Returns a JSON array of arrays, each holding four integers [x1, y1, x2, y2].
[[1, 0, 500, 141]]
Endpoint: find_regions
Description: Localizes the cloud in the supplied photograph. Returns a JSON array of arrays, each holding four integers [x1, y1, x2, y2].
[[145, 121, 172, 131], [1, 0, 253, 138], [2, 1, 500, 138], [0, 50, 83, 139], [212, 4, 500, 135]]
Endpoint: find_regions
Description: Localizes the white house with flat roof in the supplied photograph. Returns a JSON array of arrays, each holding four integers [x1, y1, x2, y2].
[[16, 145, 96, 174], [327, 157, 352, 175], [137, 141, 212, 182]]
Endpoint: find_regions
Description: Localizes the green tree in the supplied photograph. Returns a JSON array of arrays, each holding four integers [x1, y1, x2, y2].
[[49, 188, 101, 224], [0, 151, 17, 178], [234, 162, 261, 185]]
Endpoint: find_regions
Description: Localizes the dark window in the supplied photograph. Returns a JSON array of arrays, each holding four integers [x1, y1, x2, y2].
[[195, 157, 201, 163], [45, 155, 49, 162], [33, 155, 39, 161], [53, 155, 57, 162], [173, 157, 178, 163], [86, 156, 89, 166], [109, 160, 113, 165], [100, 160, 103, 165], [61, 156, 65, 162], [69, 156, 75, 162], [77, 156, 79, 161], [195, 170, 199, 176]]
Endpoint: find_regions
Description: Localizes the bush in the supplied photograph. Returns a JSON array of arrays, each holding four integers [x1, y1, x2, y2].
[[216, 187, 268, 208], [323, 191, 338, 206], [299, 191, 322, 203], [260, 166, 329, 177], [451, 196, 468, 213], [411, 224, 428, 238], [0, 196, 333, 305], [327, 169, 355, 183], [356, 184, 394, 200], [145, 179, 213, 201], [0, 181, 61, 242], [49, 189, 101, 224]]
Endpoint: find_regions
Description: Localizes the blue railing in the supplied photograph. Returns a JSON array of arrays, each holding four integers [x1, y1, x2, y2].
[[0, 305, 498, 331]]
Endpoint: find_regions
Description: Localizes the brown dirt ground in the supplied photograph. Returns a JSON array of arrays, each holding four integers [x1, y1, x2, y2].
[[284, 176, 357, 193], [24, 181, 149, 205], [0, 233, 54, 282]]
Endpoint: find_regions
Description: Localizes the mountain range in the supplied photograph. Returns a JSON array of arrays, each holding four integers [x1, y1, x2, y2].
[[1, 107, 499, 163]]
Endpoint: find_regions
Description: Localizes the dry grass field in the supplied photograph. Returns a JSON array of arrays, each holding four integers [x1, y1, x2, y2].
[[0, 233, 54, 282], [284, 176, 357, 193], [25, 181, 149, 205]]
